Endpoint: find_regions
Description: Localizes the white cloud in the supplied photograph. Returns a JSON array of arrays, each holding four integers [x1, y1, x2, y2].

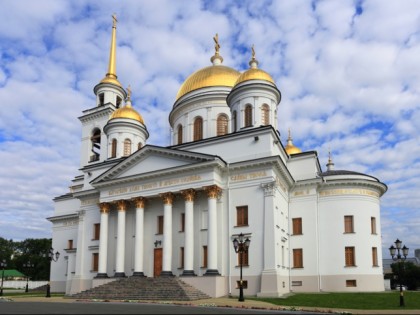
[[0, 0, 419, 256]]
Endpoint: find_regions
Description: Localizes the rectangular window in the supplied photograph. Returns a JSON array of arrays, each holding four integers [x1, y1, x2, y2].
[[371, 217, 376, 234], [237, 250, 249, 266], [346, 280, 357, 287], [67, 239, 73, 250], [99, 93, 104, 106], [93, 223, 100, 240], [344, 216, 354, 233], [180, 213, 185, 232], [291, 281, 302, 287], [292, 218, 302, 235], [157, 215, 164, 234], [293, 248, 303, 268], [372, 247, 378, 266], [180, 247, 184, 268], [201, 210, 208, 230], [345, 247, 356, 266], [92, 253, 99, 272], [236, 206, 248, 226], [202, 246, 208, 268]]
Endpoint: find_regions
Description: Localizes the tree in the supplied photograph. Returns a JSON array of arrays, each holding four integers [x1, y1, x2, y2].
[[0, 237, 52, 280], [391, 261, 420, 290]]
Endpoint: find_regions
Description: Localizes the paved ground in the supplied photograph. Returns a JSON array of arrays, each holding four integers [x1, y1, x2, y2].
[[1, 296, 419, 314]]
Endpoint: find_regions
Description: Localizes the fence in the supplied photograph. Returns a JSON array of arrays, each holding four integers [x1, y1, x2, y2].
[[2, 280, 48, 289]]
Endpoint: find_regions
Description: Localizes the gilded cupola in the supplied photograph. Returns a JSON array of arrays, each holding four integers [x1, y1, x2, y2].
[[175, 33, 240, 101], [285, 129, 302, 155], [234, 45, 276, 86], [109, 86, 145, 124]]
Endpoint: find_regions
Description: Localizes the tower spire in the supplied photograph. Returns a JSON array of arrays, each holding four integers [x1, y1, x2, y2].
[[249, 44, 259, 69], [100, 13, 122, 87]]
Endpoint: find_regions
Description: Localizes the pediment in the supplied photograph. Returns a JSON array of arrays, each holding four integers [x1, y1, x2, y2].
[[91, 145, 222, 185]]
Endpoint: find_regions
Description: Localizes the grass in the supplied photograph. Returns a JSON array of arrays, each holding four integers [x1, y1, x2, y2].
[[253, 291, 420, 310], [1, 291, 64, 298]]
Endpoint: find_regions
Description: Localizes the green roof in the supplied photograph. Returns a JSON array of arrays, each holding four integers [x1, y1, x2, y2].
[[2, 269, 26, 278]]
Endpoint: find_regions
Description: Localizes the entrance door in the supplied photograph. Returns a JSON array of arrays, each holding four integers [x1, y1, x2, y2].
[[154, 248, 162, 277]]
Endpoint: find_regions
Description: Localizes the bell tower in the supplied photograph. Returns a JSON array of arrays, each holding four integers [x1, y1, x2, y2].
[[78, 14, 127, 167]]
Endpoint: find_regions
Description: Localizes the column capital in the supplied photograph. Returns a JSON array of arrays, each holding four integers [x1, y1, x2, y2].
[[204, 185, 222, 199], [160, 192, 175, 205], [99, 202, 111, 214], [114, 200, 128, 211], [132, 197, 146, 209], [181, 189, 196, 202], [261, 181, 277, 196]]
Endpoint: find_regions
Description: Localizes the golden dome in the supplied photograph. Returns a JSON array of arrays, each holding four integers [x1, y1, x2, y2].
[[235, 68, 275, 86], [176, 65, 241, 100], [284, 129, 302, 155], [109, 104, 144, 124]]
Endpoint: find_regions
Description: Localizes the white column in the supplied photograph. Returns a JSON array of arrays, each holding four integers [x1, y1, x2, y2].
[[133, 197, 146, 276], [181, 189, 196, 276], [96, 203, 110, 278], [161, 192, 174, 276], [204, 185, 221, 276], [114, 200, 127, 277]]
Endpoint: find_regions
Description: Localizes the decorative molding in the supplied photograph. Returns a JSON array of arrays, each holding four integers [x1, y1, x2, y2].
[[132, 197, 146, 209], [319, 188, 379, 198], [160, 192, 175, 205], [261, 181, 276, 196], [203, 185, 222, 199], [114, 200, 128, 211], [181, 189, 196, 202], [99, 202, 111, 214]]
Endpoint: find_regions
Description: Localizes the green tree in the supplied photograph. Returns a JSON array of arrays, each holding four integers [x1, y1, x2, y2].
[[391, 261, 420, 290], [14, 238, 52, 280], [0, 237, 15, 269]]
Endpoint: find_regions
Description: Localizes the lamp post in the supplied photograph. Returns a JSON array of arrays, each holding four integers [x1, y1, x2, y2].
[[389, 239, 409, 307], [0, 259, 6, 296], [23, 261, 34, 293], [45, 248, 60, 298], [232, 233, 251, 302]]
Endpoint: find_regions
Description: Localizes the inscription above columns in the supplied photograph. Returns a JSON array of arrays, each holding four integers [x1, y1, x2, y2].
[[181, 189, 196, 202]]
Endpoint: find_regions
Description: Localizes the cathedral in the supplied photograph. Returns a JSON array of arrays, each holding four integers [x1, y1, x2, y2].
[[49, 16, 387, 297]]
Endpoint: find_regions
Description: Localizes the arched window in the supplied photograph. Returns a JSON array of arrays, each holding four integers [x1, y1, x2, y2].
[[245, 105, 253, 127], [98, 94, 104, 106], [232, 111, 237, 132], [123, 139, 131, 156], [116, 96, 122, 108], [217, 114, 228, 136], [261, 104, 270, 125], [90, 128, 101, 161], [137, 142, 142, 150], [111, 139, 117, 158], [177, 124, 183, 144], [193, 117, 203, 141]]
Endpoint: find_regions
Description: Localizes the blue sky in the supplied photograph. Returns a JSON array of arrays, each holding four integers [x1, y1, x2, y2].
[[0, 0, 419, 257]]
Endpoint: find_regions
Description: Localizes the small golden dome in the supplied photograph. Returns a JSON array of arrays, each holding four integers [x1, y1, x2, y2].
[[234, 68, 275, 86], [100, 75, 122, 88], [176, 65, 240, 101], [109, 104, 144, 124], [284, 129, 302, 155]]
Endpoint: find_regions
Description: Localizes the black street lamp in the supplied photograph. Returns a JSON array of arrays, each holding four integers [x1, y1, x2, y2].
[[23, 261, 35, 293], [232, 233, 251, 302], [389, 239, 409, 307], [0, 259, 6, 296], [45, 248, 60, 298]]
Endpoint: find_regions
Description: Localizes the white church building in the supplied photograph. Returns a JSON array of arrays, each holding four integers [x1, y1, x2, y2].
[[49, 17, 387, 298]]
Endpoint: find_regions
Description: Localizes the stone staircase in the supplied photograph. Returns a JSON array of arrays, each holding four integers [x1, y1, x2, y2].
[[70, 276, 210, 301]]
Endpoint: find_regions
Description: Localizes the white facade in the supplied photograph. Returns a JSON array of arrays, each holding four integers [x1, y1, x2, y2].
[[49, 20, 387, 298]]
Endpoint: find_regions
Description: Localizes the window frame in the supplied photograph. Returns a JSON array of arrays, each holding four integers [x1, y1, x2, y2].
[[123, 138, 132, 156], [93, 223, 100, 240], [236, 206, 248, 227], [293, 248, 303, 268], [177, 124, 183, 144], [193, 117, 203, 141], [345, 246, 356, 267], [344, 215, 354, 233], [157, 215, 164, 235], [244, 105, 253, 127], [217, 114, 228, 136], [261, 104, 270, 125], [371, 217, 377, 234], [92, 253, 99, 272], [292, 217, 302, 235]]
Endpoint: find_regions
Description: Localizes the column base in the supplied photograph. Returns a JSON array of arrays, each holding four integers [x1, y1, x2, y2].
[[113, 272, 126, 278], [181, 270, 197, 277], [132, 272, 146, 277], [94, 273, 109, 279], [159, 271, 174, 277], [204, 269, 221, 276]]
